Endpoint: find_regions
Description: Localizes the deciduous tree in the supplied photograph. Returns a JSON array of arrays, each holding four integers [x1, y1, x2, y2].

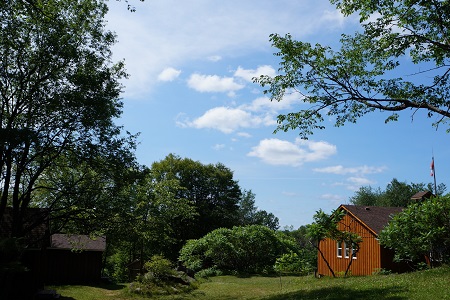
[[0, 0, 134, 237], [379, 195, 450, 268], [237, 189, 279, 230], [255, 0, 450, 138], [349, 178, 446, 207], [150, 154, 242, 241]]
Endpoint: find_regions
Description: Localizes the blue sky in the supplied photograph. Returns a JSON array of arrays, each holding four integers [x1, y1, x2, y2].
[[105, 0, 450, 228]]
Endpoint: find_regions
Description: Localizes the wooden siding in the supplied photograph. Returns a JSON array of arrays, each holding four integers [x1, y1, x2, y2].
[[317, 213, 382, 276]]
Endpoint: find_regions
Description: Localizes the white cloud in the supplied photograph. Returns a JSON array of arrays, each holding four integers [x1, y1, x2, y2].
[[321, 193, 344, 201], [313, 165, 387, 175], [157, 67, 181, 82], [234, 65, 276, 82], [183, 107, 270, 134], [187, 74, 245, 93], [237, 132, 252, 138], [347, 177, 374, 185], [320, 9, 346, 27], [105, 1, 350, 98], [213, 144, 225, 150], [345, 177, 376, 191], [247, 138, 337, 166], [179, 104, 277, 133]]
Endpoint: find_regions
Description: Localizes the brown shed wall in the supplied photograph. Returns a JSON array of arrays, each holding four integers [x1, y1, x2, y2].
[[317, 213, 382, 276]]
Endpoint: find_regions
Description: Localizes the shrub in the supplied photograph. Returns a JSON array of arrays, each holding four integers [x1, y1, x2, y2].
[[274, 251, 313, 275], [129, 255, 197, 297], [195, 267, 223, 279], [179, 225, 299, 275], [104, 249, 130, 282]]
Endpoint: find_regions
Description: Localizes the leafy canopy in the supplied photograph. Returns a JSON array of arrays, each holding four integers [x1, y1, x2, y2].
[[379, 195, 450, 266], [0, 0, 135, 237], [255, 0, 450, 138], [349, 178, 447, 207]]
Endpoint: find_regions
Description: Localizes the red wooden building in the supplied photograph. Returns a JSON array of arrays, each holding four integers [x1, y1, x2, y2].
[[317, 205, 408, 276]]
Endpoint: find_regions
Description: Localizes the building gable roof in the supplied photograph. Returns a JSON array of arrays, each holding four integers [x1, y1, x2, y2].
[[50, 234, 106, 252], [340, 205, 404, 236]]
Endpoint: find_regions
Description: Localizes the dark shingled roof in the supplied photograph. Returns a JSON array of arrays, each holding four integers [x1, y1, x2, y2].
[[50, 234, 106, 251], [340, 205, 404, 235]]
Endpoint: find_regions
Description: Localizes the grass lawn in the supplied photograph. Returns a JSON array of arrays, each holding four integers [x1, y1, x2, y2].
[[51, 266, 450, 300]]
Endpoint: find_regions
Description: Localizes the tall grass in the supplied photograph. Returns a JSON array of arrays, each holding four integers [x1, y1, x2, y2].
[[52, 266, 450, 300]]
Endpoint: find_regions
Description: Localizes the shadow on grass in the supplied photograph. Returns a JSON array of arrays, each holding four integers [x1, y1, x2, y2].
[[92, 281, 126, 290], [264, 285, 407, 300], [52, 282, 126, 291]]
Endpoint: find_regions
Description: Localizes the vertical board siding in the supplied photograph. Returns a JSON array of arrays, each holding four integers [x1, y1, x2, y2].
[[317, 214, 381, 276]]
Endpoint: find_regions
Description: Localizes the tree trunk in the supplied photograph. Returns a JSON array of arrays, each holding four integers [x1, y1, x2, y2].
[[312, 240, 336, 277]]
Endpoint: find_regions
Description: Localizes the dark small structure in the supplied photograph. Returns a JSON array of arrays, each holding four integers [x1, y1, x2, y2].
[[46, 234, 106, 284], [410, 191, 434, 202], [127, 259, 142, 281], [1, 208, 50, 299]]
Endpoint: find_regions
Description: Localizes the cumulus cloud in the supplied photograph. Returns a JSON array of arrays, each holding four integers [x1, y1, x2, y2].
[[106, 1, 351, 97], [345, 176, 376, 191], [178, 105, 276, 134], [180, 90, 306, 134], [187, 73, 245, 94], [180, 107, 273, 134], [237, 132, 252, 138], [234, 65, 276, 82], [247, 138, 337, 166], [157, 67, 181, 82]]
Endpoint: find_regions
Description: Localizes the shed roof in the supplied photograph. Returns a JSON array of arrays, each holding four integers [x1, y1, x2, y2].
[[340, 205, 404, 235], [411, 191, 433, 201], [50, 234, 106, 252]]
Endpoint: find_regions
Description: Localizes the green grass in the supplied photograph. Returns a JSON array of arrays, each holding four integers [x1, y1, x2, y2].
[[51, 266, 450, 300]]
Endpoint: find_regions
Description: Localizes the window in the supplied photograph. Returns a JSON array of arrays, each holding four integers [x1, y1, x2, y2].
[[344, 242, 350, 258], [337, 242, 342, 258]]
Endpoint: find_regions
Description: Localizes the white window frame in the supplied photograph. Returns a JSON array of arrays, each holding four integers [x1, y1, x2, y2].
[[337, 241, 342, 258]]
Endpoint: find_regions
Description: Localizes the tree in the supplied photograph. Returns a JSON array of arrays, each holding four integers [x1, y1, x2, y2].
[[101, 166, 198, 279], [255, 0, 450, 138], [349, 178, 447, 207], [237, 189, 279, 230], [280, 225, 317, 273], [379, 195, 450, 268], [31, 153, 138, 236], [150, 154, 242, 241], [0, 0, 135, 238], [348, 186, 382, 207]]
